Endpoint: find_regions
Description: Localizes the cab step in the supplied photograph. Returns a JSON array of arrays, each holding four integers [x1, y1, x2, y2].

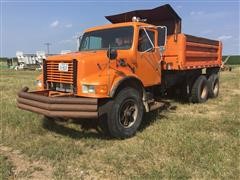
[[148, 101, 165, 111]]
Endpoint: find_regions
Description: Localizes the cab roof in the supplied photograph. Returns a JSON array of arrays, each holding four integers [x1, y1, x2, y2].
[[84, 21, 152, 33]]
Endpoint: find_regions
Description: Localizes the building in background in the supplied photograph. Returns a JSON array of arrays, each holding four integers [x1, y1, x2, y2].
[[15, 50, 71, 70], [16, 51, 46, 65]]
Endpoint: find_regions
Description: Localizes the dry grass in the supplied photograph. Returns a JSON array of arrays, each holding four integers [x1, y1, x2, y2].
[[0, 67, 239, 179], [0, 155, 13, 179]]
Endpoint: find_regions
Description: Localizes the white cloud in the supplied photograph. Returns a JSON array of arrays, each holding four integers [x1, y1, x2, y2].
[[190, 11, 228, 20], [50, 20, 59, 28], [217, 35, 232, 40], [65, 24, 72, 28], [190, 11, 204, 16]]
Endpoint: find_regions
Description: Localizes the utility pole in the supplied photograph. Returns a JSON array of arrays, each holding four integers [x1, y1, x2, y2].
[[44, 43, 51, 55]]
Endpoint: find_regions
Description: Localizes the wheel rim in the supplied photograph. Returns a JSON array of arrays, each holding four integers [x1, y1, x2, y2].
[[201, 84, 208, 99], [119, 99, 138, 128]]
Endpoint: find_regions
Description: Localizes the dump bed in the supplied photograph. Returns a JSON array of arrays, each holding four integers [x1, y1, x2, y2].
[[163, 34, 222, 70]]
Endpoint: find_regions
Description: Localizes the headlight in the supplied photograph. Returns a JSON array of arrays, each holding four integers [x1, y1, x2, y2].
[[36, 80, 42, 87], [82, 85, 95, 94]]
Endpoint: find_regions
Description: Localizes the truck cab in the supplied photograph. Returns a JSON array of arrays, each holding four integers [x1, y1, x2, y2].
[[41, 21, 165, 98]]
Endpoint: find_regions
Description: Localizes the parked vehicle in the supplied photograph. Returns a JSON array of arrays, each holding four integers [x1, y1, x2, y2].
[[17, 4, 222, 138]]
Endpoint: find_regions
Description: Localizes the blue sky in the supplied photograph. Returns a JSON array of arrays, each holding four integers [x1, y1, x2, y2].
[[1, 0, 239, 57]]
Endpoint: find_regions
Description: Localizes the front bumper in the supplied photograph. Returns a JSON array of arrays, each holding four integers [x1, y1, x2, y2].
[[17, 87, 98, 118]]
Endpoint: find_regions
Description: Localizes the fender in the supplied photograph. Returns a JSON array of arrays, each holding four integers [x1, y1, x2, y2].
[[110, 76, 144, 97], [110, 76, 150, 112]]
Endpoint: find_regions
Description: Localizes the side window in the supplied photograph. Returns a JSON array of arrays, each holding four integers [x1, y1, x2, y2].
[[81, 36, 102, 50], [89, 36, 102, 49], [138, 29, 155, 52]]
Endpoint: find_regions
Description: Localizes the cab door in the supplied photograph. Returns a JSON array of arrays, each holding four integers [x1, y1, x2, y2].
[[135, 28, 161, 86]]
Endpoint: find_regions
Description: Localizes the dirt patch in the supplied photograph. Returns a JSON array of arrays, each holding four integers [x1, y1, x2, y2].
[[231, 89, 240, 95], [0, 144, 53, 180]]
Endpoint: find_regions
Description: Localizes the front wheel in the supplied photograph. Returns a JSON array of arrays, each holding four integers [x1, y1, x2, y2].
[[107, 87, 144, 139]]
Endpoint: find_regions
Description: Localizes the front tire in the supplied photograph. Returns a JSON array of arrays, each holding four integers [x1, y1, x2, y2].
[[108, 87, 144, 139]]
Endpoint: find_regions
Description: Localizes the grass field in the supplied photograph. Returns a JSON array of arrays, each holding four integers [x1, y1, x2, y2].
[[223, 55, 240, 65], [0, 68, 239, 179], [0, 155, 13, 180], [0, 61, 8, 69]]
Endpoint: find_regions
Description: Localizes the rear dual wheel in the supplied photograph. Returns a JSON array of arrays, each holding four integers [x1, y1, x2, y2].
[[208, 74, 219, 98], [191, 75, 209, 103]]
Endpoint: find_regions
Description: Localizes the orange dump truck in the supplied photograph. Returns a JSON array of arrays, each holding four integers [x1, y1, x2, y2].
[[17, 4, 222, 138]]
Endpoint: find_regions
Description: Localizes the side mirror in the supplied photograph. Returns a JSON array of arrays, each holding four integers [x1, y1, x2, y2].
[[107, 48, 118, 60], [157, 26, 167, 48]]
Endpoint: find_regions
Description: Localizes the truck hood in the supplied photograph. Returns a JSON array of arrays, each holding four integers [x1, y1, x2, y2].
[[47, 51, 108, 62], [47, 51, 111, 83]]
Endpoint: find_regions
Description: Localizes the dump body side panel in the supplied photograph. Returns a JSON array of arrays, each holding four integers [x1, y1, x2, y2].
[[163, 34, 222, 70]]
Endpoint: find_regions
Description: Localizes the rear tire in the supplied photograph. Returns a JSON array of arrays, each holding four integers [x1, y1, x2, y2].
[[208, 74, 219, 98], [191, 75, 209, 103], [107, 87, 144, 139]]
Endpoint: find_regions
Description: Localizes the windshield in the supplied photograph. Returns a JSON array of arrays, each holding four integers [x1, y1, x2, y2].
[[79, 26, 133, 51]]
